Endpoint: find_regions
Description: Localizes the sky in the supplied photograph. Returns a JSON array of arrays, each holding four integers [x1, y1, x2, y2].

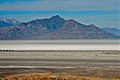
[[0, 0, 119, 28]]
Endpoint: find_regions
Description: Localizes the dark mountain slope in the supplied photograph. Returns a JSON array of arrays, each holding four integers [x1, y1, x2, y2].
[[51, 19, 115, 39]]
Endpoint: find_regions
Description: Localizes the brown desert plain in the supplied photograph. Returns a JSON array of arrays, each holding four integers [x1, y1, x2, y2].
[[0, 50, 120, 80]]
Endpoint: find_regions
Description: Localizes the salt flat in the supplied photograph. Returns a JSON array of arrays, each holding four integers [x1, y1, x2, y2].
[[0, 39, 119, 50], [0, 50, 119, 68], [0, 40, 119, 78]]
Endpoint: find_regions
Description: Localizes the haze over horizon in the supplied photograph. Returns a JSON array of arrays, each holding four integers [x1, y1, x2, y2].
[[0, 0, 119, 28]]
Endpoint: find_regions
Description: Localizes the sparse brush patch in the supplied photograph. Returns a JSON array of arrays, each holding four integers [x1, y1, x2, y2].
[[1, 73, 120, 80]]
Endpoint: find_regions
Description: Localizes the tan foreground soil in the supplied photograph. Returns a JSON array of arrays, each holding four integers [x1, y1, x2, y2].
[[0, 50, 119, 80], [1, 73, 120, 80]]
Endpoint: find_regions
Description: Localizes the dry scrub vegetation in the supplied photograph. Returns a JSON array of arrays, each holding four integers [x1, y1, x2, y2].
[[1, 73, 120, 80]]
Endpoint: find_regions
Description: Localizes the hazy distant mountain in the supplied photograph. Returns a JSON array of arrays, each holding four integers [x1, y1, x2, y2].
[[102, 28, 120, 38], [0, 15, 118, 40], [0, 18, 21, 27]]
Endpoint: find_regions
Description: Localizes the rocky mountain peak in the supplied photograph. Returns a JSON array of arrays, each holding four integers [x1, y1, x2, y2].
[[49, 15, 65, 21]]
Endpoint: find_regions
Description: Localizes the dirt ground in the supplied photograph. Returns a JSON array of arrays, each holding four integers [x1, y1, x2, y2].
[[0, 67, 120, 80], [0, 50, 120, 80], [1, 72, 120, 80]]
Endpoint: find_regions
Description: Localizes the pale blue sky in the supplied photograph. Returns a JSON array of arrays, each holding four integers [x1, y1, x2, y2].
[[0, 0, 119, 28]]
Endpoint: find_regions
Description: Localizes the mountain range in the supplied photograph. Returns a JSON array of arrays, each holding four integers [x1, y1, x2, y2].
[[0, 15, 119, 40], [102, 28, 120, 38]]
